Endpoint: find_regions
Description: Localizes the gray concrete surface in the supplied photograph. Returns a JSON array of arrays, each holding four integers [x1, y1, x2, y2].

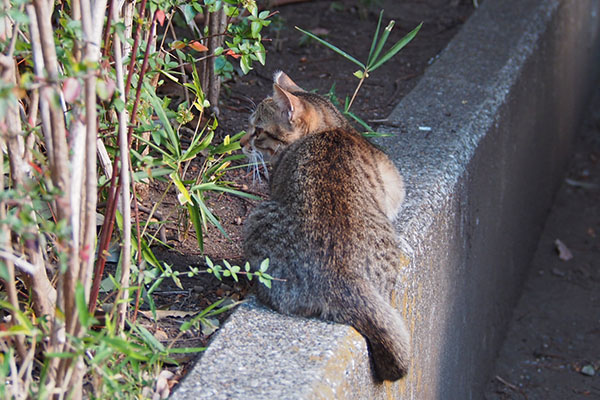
[[171, 0, 600, 398]]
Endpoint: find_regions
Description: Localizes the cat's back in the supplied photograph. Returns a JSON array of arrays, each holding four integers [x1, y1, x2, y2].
[[270, 127, 399, 224]]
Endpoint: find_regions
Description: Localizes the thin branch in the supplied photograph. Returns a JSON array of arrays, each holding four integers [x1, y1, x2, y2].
[[0, 250, 40, 276], [124, 0, 149, 98], [114, 22, 132, 334], [0, 132, 26, 360], [26, 5, 53, 167]]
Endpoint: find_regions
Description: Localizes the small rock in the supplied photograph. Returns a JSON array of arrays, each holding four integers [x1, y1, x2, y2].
[[193, 285, 205, 293], [554, 238, 573, 261], [551, 268, 566, 277], [581, 365, 596, 376]]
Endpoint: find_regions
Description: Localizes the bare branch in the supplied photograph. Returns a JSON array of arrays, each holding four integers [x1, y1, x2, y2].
[[113, 0, 132, 333]]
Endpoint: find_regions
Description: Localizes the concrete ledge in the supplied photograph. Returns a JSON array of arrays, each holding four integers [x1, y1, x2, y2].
[[172, 0, 600, 398]]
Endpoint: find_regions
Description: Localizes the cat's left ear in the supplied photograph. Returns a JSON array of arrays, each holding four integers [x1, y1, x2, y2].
[[273, 71, 304, 92], [273, 84, 304, 123]]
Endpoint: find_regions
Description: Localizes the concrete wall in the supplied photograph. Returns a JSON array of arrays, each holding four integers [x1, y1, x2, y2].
[[172, 0, 600, 398]]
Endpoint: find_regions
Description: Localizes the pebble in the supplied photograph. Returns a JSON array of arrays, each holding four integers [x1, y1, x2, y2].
[[581, 365, 596, 376]]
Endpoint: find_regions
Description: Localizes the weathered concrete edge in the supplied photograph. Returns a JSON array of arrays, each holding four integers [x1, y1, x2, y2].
[[172, 1, 600, 399]]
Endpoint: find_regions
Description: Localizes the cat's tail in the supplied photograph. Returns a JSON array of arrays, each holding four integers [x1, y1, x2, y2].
[[336, 284, 411, 381]]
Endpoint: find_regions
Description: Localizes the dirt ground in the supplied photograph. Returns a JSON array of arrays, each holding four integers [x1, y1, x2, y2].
[[137, 0, 478, 367], [484, 86, 600, 398]]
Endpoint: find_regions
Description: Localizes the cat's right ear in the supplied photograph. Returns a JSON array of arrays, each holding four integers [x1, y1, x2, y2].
[[273, 83, 304, 123]]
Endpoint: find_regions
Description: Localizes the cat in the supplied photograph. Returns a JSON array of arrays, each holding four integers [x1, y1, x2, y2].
[[241, 71, 410, 381]]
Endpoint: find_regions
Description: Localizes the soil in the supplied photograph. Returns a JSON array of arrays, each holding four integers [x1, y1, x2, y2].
[[484, 86, 600, 398], [136, 0, 479, 385]]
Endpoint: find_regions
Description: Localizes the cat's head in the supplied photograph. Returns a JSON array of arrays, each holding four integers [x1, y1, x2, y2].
[[241, 71, 347, 172]]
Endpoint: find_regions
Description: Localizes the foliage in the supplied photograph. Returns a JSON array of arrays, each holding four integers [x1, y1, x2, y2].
[[0, 0, 273, 398], [297, 11, 421, 135]]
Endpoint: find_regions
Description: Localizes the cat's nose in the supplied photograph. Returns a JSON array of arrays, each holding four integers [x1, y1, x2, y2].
[[240, 132, 251, 148]]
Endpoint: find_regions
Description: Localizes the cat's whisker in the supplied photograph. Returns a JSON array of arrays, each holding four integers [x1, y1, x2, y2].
[[244, 150, 268, 184], [257, 152, 269, 181]]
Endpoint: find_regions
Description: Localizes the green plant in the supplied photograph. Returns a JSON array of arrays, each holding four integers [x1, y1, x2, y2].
[[296, 11, 421, 134], [0, 0, 274, 398]]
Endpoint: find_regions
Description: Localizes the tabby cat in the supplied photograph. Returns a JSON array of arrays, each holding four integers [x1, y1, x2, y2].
[[241, 71, 410, 381]]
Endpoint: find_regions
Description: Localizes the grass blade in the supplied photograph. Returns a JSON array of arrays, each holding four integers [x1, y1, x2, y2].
[[187, 200, 204, 252], [191, 182, 261, 200], [367, 10, 385, 65], [194, 193, 230, 240], [369, 19, 395, 69], [370, 22, 422, 71], [344, 109, 373, 132], [295, 26, 365, 69], [143, 82, 181, 158]]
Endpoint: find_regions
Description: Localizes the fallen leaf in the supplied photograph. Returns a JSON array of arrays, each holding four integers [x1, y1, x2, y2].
[[140, 309, 196, 320], [201, 318, 219, 336], [156, 370, 174, 398], [154, 329, 168, 341], [554, 239, 573, 261], [311, 27, 330, 36]]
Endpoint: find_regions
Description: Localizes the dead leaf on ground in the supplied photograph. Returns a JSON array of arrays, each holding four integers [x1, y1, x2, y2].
[[140, 309, 197, 320], [156, 370, 175, 398], [554, 239, 573, 261], [154, 329, 169, 341], [311, 27, 330, 36]]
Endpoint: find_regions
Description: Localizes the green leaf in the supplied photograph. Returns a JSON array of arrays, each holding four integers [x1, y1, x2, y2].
[[195, 194, 229, 240], [179, 4, 197, 26], [258, 275, 271, 288], [344, 109, 374, 132], [259, 258, 269, 273], [251, 21, 262, 38], [143, 82, 180, 157], [181, 130, 214, 162], [240, 55, 252, 74], [171, 172, 192, 205], [353, 70, 365, 79], [191, 182, 260, 200], [370, 22, 422, 71], [131, 323, 166, 352], [75, 282, 94, 328], [367, 10, 384, 65], [132, 167, 174, 181], [187, 200, 204, 252], [368, 19, 395, 70], [255, 43, 266, 66], [295, 26, 365, 69]]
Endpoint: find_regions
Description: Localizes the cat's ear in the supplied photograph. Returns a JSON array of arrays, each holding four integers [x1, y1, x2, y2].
[[273, 71, 304, 92], [273, 83, 305, 123]]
